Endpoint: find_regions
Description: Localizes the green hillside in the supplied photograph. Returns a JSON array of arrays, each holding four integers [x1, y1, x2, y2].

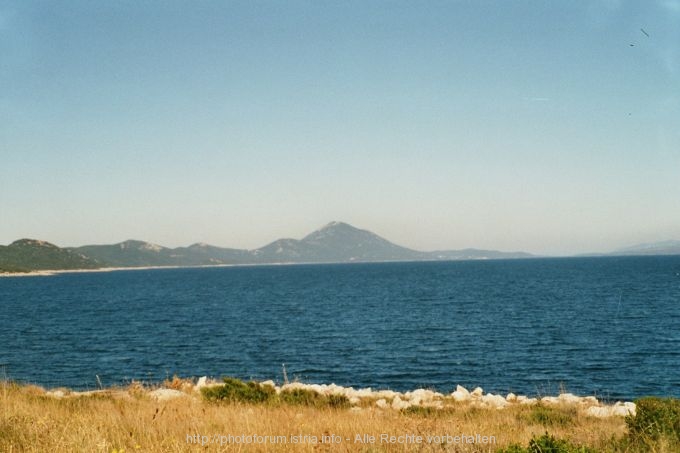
[[0, 239, 100, 271]]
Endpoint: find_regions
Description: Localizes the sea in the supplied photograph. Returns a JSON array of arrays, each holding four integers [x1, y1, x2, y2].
[[1, 256, 679, 401]]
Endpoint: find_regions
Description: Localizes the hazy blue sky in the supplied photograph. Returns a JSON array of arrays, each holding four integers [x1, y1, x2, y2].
[[1, 1, 679, 255]]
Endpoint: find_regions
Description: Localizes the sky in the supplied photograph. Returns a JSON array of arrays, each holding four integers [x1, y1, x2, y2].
[[1, 1, 679, 255]]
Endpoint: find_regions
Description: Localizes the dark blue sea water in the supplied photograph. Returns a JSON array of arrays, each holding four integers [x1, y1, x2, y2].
[[1, 257, 679, 400]]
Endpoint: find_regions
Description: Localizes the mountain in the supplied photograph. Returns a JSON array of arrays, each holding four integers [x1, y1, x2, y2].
[[0, 239, 100, 272], [72, 240, 259, 268], [253, 221, 424, 263], [610, 240, 680, 256], [7, 227, 680, 274], [71, 240, 178, 267], [1, 221, 537, 272], [172, 243, 256, 265]]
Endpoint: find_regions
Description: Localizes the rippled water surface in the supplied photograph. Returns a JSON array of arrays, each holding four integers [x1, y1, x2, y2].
[[1, 257, 679, 399]]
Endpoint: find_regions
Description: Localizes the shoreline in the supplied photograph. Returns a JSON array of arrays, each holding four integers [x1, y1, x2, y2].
[[3, 254, 678, 278], [10, 376, 637, 418], [0, 263, 245, 278], [4, 377, 678, 452], [0, 259, 454, 278]]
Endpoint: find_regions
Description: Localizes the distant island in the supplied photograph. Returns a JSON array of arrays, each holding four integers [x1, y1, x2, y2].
[[576, 240, 680, 258], [0, 221, 533, 273]]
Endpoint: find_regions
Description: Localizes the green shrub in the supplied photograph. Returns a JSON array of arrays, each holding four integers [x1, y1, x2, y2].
[[400, 406, 458, 417], [523, 404, 577, 427], [201, 378, 349, 408], [626, 397, 680, 441], [279, 388, 350, 408], [279, 388, 323, 406], [617, 397, 680, 451], [498, 433, 595, 453], [201, 377, 275, 403], [401, 405, 438, 417], [326, 393, 350, 408]]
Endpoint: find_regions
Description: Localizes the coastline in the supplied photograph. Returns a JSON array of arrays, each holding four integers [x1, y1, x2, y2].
[[0, 263, 241, 278], [3, 254, 677, 279], [0, 259, 432, 278], [11, 376, 639, 418], [6, 376, 676, 452]]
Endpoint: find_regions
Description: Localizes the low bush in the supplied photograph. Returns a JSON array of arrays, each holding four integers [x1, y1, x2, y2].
[[499, 432, 595, 453], [619, 397, 680, 451], [522, 404, 577, 428], [279, 388, 323, 406], [202, 378, 349, 408], [402, 406, 438, 417], [201, 377, 275, 403], [401, 406, 459, 417], [326, 393, 351, 408], [626, 397, 680, 440]]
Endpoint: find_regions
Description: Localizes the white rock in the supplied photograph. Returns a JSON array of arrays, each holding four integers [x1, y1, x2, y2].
[[450, 385, 471, 402], [583, 396, 599, 405], [471, 387, 484, 398], [46, 390, 66, 398], [541, 396, 560, 405], [391, 395, 411, 410], [281, 382, 307, 392], [375, 398, 389, 409], [349, 397, 360, 405], [375, 390, 400, 400], [586, 403, 634, 418], [308, 384, 324, 394], [260, 380, 276, 389], [611, 402, 636, 417], [558, 393, 582, 404], [327, 384, 345, 395], [455, 385, 470, 396], [340, 387, 356, 398], [406, 389, 434, 405], [586, 406, 612, 418], [406, 389, 440, 402], [451, 390, 470, 402], [149, 388, 186, 401], [482, 393, 508, 408], [506, 393, 517, 402], [354, 388, 374, 398]]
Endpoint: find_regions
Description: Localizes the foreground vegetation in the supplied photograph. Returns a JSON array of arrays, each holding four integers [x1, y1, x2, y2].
[[1, 378, 678, 452]]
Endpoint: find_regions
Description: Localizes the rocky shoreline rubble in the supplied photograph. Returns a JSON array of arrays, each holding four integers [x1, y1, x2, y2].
[[41, 377, 636, 418]]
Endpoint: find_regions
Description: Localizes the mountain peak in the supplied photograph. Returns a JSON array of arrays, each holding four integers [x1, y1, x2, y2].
[[118, 240, 165, 252], [10, 239, 59, 249], [189, 242, 211, 249], [304, 221, 363, 240], [321, 221, 351, 229]]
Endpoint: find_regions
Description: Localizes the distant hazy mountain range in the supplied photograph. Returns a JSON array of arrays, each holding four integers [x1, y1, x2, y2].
[[0, 221, 533, 272], [610, 240, 680, 256]]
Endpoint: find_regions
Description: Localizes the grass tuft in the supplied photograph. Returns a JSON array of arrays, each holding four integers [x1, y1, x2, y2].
[[201, 377, 275, 403], [499, 432, 596, 453], [521, 404, 578, 428]]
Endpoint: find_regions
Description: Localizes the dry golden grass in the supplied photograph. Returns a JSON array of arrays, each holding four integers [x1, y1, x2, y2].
[[1, 381, 626, 452]]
